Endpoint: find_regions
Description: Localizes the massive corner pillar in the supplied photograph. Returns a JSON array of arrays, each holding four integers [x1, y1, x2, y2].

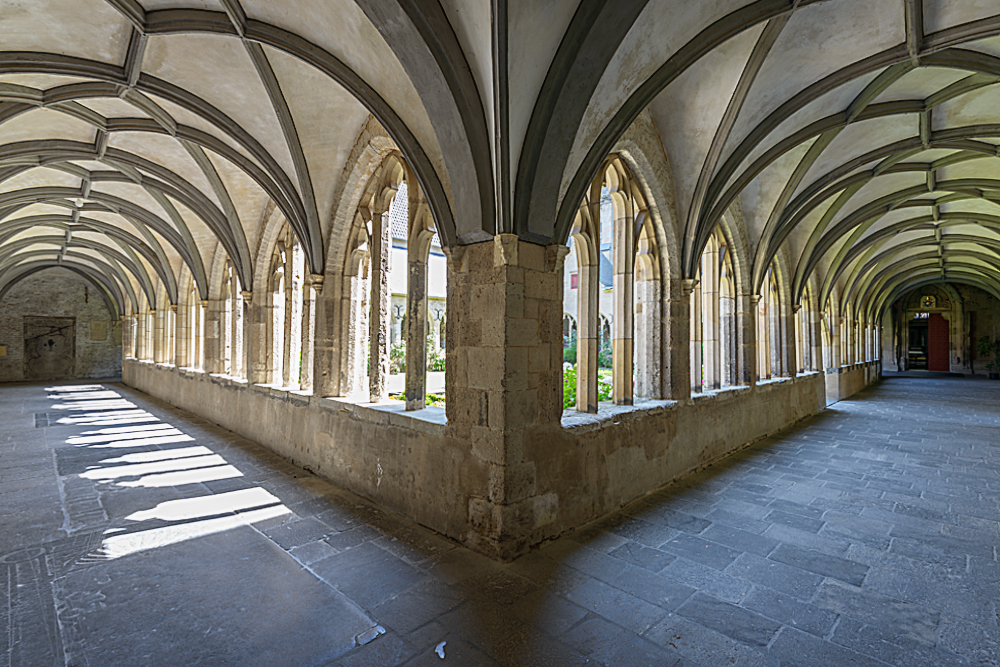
[[445, 235, 567, 560], [665, 279, 696, 401], [738, 294, 758, 386]]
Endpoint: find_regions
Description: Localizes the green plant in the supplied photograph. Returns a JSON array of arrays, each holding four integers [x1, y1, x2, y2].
[[598, 335, 612, 369], [426, 337, 446, 372], [977, 336, 1000, 373], [389, 342, 406, 374], [563, 331, 577, 365], [562, 364, 613, 410]]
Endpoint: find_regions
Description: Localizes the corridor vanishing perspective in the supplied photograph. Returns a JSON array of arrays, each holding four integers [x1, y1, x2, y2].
[[2, 377, 998, 666]]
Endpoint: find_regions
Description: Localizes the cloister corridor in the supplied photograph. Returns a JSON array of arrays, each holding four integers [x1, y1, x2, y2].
[[1, 376, 997, 667]]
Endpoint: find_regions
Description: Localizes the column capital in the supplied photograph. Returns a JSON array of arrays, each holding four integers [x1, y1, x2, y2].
[[240, 290, 253, 304], [680, 278, 699, 297], [546, 244, 570, 273], [306, 274, 325, 293], [169, 304, 178, 313], [792, 303, 802, 313], [200, 300, 210, 308]]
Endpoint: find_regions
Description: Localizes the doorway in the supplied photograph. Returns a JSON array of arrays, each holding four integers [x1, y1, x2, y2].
[[908, 319, 928, 369], [928, 313, 949, 371]]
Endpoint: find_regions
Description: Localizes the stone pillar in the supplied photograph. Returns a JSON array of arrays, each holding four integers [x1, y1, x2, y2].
[[173, 304, 185, 368], [204, 300, 221, 373], [721, 293, 737, 385], [703, 257, 721, 389], [665, 279, 695, 401], [612, 209, 634, 405], [151, 310, 163, 363], [739, 294, 758, 386], [135, 312, 146, 360], [446, 235, 567, 560], [783, 305, 797, 377], [312, 273, 341, 398], [831, 315, 842, 368], [300, 274, 320, 391], [690, 278, 703, 394], [634, 278, 661, 398], [405, 243, 429, 410], [369, 211, 390, 403], [575, 257, 600, 412], [244, 291, 264, 383]]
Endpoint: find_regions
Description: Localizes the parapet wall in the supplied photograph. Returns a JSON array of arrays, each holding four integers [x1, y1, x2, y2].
[[825, 361, 882, 405], [124, 362, 866, 559]]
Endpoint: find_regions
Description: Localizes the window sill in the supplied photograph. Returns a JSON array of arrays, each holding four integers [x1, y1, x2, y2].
[[316, 395, 447, 435], [561, 398, 676, 431]]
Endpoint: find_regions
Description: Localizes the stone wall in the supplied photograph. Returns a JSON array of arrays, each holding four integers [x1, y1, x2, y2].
[[123, 361, 848, 560], [825, 361, 882, 405], [0, 271, 122, 382]]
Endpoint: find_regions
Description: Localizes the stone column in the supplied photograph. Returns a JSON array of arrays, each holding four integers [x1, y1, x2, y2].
[[690, 278, 703, 394], [782, 305, 797, 377], [634, 278, 661, 398], [369, 211, 390, 403], [244, 291, 265, 383], [203, 300, 221, 373], [831, 315, 842, 368], [173, 304, 185, 368], [575, 256, 600, 412], [135, 312, 146, 360], [721, 293, 737, 385], [405, 242, 429, 410], [151, 310, 163, 363], [612, 209, 634, 405], [300, 274, 320, 391], [446, 235, 566, 560], [665, 279, 695, 401], [312, 273, 341, 398], [738, 294, 758, 386], [703, 257, 721, 389]]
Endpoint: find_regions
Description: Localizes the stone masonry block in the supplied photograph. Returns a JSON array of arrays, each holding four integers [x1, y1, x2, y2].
[[524, 270, 558, 300], [519, 242, 546, 272], [468, 347, 504, 390], [505, 318, 538, 348], [488, 461, 537, 504]]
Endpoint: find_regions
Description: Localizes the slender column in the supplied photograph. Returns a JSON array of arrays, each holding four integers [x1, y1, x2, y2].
[[203, 300, 221, 372], [782, 305, 797, 377], [721, 292, 737, 385], [690, 279, 703, 394], [739, 294, 759, 385], [152, 310, 164, 363], [704, 257, 721, 389], [312, 273, 341, 398], [282, 249, 296, 387], [299, 274, 320, 391], [633, 278, 661, 398], [240, 291, 254, 381], [831, 316, 842, 368], [405, 243, 429, 410], [576, 258, 599, 412], [612, 208, 634, 405], [173, 304, 185, 367], [135, 314, 146, 360], [369, 210, 390, 402]]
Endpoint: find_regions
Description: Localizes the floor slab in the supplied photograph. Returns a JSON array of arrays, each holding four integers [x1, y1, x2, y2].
[[1, 376, 998, 666]]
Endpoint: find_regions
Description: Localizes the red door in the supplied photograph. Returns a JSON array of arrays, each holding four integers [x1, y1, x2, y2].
[[928, 313, 949, 371]]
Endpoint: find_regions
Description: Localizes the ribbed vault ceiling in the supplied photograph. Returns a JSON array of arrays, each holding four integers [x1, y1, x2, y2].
[[2, 0, 1000, 325]]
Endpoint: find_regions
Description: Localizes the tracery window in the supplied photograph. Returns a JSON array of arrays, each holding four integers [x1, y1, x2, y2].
[[566, 156, 661, 411]]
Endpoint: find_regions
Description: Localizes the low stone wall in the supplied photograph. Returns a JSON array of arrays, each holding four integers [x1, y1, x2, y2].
[[124, 362, 834, 557], [825, 361, 882, 405]]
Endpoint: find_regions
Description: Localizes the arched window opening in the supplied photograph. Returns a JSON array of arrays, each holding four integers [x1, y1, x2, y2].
[[564, 156, 661, 412], [266, 223, 307, 388], [220, 260, 245, 379], [757, 265, 780, 381], [797, 288, 813, 373], [692, 228, 734, 393], [342, 157, 446, 410]]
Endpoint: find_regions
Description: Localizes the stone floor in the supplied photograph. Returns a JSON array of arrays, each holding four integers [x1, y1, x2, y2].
[[1, 377, 998, 666]]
